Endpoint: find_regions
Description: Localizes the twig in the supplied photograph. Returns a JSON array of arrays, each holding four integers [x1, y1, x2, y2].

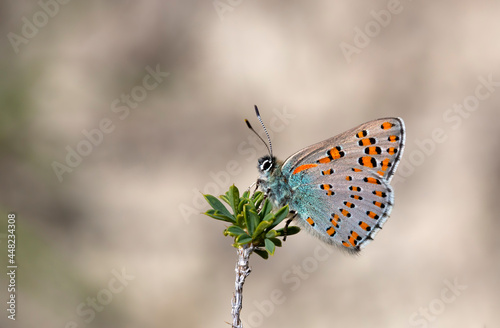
[[231, 244, 254, 328], [203, 186, 297, 327]]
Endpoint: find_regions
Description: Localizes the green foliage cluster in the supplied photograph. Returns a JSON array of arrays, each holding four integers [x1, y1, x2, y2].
[[203, 185, 300, 259]]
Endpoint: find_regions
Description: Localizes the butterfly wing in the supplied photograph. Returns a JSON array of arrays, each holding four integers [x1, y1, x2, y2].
[[281, 118, 405, 252]]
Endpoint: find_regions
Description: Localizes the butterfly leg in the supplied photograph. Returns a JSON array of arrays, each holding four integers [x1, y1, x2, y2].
[[283, 210, 297, 241], [254, 179, 276, 212], [247, 180, 257, 194]]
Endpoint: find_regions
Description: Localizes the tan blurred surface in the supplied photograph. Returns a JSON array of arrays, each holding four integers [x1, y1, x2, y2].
[[1, 1, 499, 327]]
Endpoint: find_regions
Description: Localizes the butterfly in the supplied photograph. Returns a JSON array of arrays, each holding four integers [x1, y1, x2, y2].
[[246, 106, 405, 253]]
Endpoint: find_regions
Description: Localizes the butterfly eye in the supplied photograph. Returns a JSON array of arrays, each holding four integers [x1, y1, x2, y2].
[[261, 160, 273, 172], [258, 155, 275, 173]]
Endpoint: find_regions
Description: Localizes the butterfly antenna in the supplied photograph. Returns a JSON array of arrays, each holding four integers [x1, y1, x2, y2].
[[245, 118, 272, 157], [253, 105, 273, 157]]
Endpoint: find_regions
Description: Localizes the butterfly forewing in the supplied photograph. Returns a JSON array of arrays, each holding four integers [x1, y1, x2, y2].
[[281, 118, 405, 251], [283, 118, 405, 182]]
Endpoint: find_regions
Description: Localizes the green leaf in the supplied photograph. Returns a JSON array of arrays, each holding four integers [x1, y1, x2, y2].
[[259, 199, 272, 220], [225, 185, 240, 215], [254, 249, 269, 260], [276, 226, 301, 236], [264, 238, 275, 255], [236, 233, 252, 245], [204, 209, 235, 223], [262, 211, 275, 224], [243, 204, 259, 236], [268, 205, 289, 229], [252, 220, 272, 239], [203, 194, 235, 222], [235, 213, 245, 227], [254, 196, 264, 209], [226, 225, 247, 237], [220, 194, 229, 205], [252, 191, 264, 208], [265, 230, 277, 239], [237, 198, 248, 214], [270, 237, 282, 247], [251, 190, 263, 201], [242, 190, 250, 200]]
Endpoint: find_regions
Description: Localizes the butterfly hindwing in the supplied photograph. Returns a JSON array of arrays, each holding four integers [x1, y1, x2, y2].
[[281, 118, 405, 251], [287, 167, 393, 252]]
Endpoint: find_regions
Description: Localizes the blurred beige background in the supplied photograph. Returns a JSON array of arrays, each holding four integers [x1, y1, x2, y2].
[[1, 1, 499, 327]]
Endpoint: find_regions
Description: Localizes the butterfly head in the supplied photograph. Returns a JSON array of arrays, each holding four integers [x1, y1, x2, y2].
[[257, 155, 276, 176]]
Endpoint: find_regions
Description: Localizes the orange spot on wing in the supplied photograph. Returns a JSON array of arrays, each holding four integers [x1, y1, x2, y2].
[[326, 227, 336, 236], [360, 156, 376, 168], [381, 122, 393, 130], [306, 217, 315, 226], [342, 241, 351, 248], [387, 147, 398, 155], [352, 168, 362, 172], [389, 135, 399, 142], [381, 158, 390, 170], [359, 222, 370, 231], [331, 214, 340, 227], [365, 146, 381, 155], [318, 157, 331, 164], [367, 211, 379, 219], [318, 147, 344, 164], [344, 201, 355, 208], [293, 163, 318, 174], [340, 209, 351, 217], [364, 177, 380, 184], [356, 130, 367, 138], [329, 147, 343, 160], [359, 138, 375, 146], [377, 159, 390, 176], [348, 231, 361, 246]]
